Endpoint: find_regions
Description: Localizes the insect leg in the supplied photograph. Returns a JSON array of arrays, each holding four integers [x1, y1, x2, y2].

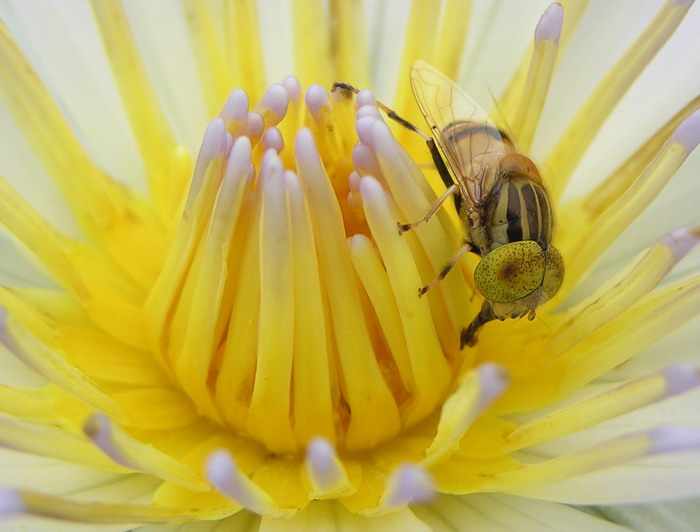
[[460, 301, 497, 349], [332, 82, 456, 191], [398, 183, 459, 234], [418, 240, 474, 298], [333, 83, 426, 134]]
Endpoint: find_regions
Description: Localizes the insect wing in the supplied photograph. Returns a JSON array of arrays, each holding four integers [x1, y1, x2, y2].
[[410, 60, 504, 207]]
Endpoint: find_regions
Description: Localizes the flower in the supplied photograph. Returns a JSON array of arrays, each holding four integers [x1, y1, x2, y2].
[[0, 0, 699, 530]]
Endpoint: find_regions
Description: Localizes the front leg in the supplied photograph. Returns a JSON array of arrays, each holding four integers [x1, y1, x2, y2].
[[398, 184, 459, 234], [418, 241, 475, 297], [460, 300, 497, 348]]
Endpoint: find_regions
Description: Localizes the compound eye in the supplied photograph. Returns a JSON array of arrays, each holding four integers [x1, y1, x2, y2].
[[474, 241, 547, 303], [542, 245, 564, 300]]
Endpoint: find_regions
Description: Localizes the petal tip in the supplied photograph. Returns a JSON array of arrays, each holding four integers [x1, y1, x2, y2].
[[649, 426, 700, 454], [660, 226, 700, 261], [671, 109, 700, 154], [220, 89, 250, 123], [356, 89, 376, 108], [282, 75, 301, 101], [0, 488, 24, 517], [255, 83, 289, 123], [477, 362, 510, 405], [535, 3, 564, 43], [305, 84, 330, 119], [383, 465, 435, 508], [0, 306, 9, 347], [663, 363, 700, 396]]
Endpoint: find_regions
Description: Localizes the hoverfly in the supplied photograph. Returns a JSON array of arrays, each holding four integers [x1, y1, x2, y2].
[[333, 60, 564, 348]]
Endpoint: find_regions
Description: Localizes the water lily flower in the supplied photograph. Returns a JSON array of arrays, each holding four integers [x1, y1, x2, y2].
[[1, 0, 700, 530]]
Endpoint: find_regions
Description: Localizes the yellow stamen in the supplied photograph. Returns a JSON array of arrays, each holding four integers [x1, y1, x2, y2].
[[111, 386, 198, 429], [214, 184, 263, 430], [144, 120, 231, 373], [305, 438, 356, 499], [59, 325, 169, 387], [0, 415, 127, 472], [369, 464, 434, 514], [306, 87, 346, 166], [153, 481, 240, 521], [349, 234, 414, 388], [433, 0, 473, 79], [182, 0, 234, 117], [89, 0, 183, 219], [560, 125, 696, 289], [557, 276, 700, 395], [549, 226, 700, 355], [0, 22, 122, 233], [394, 1, 441, 129], [84, 414, 208, 491], [0, 384, 71, 425], [293, 0, 332, 88], [584, 96, 700, 216], [254, 84, 290, 128], [207, 450, 295, 517], [289, 179, 336, 444], [296, 130, 401, 450], [331, 0, 370, 86], [224, 0, 266, 103], [246, 162, 295, 453], [0, 294, 124, 417], [500, 0, 590, 118], [501, 365, 699, 454], [510, 3, 561, 153], [171, 139, 251, 423], [368, 120, 473, 340], [485, 430, 661, 491], [0, 178, 87, 298], [361, 176, 452, 425], [423, 364, 508, 468], [3, 489, 196, 525]]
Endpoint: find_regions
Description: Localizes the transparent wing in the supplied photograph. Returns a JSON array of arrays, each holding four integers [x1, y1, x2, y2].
[[410, 60, 505, 208]]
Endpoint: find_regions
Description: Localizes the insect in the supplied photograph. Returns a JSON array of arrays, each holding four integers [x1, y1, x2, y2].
[[333, 60, 564, 348]]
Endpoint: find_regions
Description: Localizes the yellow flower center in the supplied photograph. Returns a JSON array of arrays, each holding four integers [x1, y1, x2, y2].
[[143, 81, 472, 454]]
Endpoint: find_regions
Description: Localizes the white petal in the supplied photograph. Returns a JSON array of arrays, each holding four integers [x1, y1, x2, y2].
[[0, 232, 56, 288], [510, 450, 700, 504], [0, 516, 130, 532], [596, 498, 700, 532], [0, 342, 46, 387], [0, 105, 81, 237], [600, 313, 700, 381], [568, 212, 700, 309], [0, 447, 157, 500], [412, 493, 629, 532], [121, 1, 208, 153], [0, 0, 144, 190]]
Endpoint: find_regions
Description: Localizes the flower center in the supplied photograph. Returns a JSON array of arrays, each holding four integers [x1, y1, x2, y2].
[[144, 81, 467, 453]]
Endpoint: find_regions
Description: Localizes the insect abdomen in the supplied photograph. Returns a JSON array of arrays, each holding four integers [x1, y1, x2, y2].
[[487, 176, 552, 249]]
